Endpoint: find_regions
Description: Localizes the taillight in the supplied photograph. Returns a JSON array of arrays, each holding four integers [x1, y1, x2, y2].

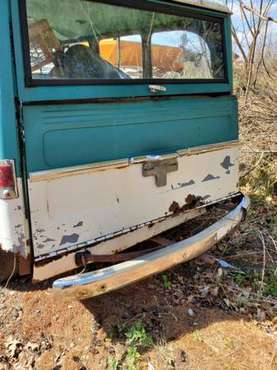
[[0, 160, 18, 199]]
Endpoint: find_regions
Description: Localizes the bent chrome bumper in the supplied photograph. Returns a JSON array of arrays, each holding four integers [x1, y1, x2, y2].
[[53, 194, 250, 300]]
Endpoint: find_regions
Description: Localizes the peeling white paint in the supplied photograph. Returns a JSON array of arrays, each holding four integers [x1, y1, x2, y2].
[[29, 145, 240, 258]]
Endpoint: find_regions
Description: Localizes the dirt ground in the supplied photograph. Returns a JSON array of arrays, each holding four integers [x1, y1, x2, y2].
[[0, 264, 276, 370]]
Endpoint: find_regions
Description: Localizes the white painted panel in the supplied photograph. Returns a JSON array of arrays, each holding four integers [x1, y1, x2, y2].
[[29, 145, 240, 258], [0, 179, 27, 256]]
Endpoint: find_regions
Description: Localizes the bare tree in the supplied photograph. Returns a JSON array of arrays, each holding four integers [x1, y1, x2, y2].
[[228, 0, 276, 100]]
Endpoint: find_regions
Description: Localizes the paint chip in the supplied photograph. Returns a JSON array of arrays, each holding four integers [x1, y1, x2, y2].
[[202, 174, 220, 182], [73, 221, 83, 228], [221, 156, 234, 174], [60, 233, 79, 245]]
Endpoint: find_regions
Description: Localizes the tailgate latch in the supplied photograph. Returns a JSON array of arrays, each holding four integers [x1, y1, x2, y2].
[[142, 157, 178, 187]]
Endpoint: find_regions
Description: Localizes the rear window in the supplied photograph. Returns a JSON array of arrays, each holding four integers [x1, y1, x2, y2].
[[23, 0, 226, 84]]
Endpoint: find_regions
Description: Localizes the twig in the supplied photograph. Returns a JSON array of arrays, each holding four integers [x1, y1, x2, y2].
[[4, 254, 17, 289], [257, 230, 266, 293], [240, 151, 264, 179], [239, 0, 277, 24]]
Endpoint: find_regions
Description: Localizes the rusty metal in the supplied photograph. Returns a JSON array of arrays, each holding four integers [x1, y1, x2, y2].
[[18, 253, 32, 276], [75, 245, 163, 266], [142, 157, 178, 186], [151, 236, 173, 247]]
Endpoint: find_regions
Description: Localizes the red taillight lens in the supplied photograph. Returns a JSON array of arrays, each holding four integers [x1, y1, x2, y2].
[[0, 163, 14, 188], [0, 160, 17, 199]]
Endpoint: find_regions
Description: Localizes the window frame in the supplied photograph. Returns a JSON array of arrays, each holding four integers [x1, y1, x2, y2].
[[19, 0, 229, 87]]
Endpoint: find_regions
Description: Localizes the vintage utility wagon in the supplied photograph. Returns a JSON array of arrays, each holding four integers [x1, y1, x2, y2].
[[0, 0, 249, 298]]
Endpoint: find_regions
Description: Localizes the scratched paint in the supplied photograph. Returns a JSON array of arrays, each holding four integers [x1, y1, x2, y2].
[[171, 179, 195, 190], [29, 145, 240, 258], [202, 174, 220, 182]]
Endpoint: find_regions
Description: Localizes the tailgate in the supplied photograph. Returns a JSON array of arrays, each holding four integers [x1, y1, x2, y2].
[[23, 95, 239, 259]]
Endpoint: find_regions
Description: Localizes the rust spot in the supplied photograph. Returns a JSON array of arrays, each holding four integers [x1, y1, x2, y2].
[[169, 201, 181, 213], [43, 238, 56, 243], [97, 284, 107, 293], [169, 194, 205, 215]]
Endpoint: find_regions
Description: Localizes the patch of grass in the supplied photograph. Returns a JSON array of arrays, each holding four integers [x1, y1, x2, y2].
[[264, 273, 277, 298], [124, 345, 141, 370], [108, 356, 119, 370], [268, 213, 277, 234], [240, 155, 276, 198], [125, 321, 154, 349], [192, 330, 204, 342], [233, 266, 277, 298], [234, 273, 247, 287], [162, 273, 171, 290], [113, 322, 154, 370]]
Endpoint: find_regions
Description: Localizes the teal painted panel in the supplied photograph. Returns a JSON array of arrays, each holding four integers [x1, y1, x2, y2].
[[23, 95, 238, 172], [0, 0, 21, 175]]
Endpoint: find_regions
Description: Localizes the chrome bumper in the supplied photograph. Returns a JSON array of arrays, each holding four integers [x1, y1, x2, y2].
[[53, 194, 250, 300]]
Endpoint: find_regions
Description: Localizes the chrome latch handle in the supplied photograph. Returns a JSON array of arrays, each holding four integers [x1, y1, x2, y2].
[[149, 85, 167, 93]]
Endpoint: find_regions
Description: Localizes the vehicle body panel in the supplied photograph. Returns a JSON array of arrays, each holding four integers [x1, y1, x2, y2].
[[29, 142, 239, 259], [23, 96, 238, 172], [0, 0, 28, 260], [0, 0, 245, 288]]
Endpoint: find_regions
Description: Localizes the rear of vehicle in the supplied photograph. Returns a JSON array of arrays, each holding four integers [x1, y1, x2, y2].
[[0, 0, 249, 296]]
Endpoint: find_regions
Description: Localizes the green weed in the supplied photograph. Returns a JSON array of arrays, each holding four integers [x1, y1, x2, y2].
[[264, 273, 277, 298], [162, 273, 171, 290]]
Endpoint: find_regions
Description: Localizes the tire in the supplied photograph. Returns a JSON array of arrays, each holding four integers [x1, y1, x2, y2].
[[0, 249, 17, 283]]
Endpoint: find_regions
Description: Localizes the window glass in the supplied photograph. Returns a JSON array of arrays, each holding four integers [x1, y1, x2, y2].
[[25, 0, 225, 81]]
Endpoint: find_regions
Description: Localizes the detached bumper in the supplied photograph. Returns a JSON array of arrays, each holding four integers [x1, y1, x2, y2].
[[53, 194, 250, 300]]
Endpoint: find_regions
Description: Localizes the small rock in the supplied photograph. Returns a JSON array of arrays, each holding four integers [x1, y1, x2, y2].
[[257, 309, 266, 321], [223, 298, 230, 307], [217, 268, 223, 279], [26, 342, 39, 353], [187, 308, 195, 317], [167, 359, 175, 368], [5, 337, 23, 359], [211, 287, 219, 297], [148, 362, 156, 370], [180, 349, 188, 362]]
